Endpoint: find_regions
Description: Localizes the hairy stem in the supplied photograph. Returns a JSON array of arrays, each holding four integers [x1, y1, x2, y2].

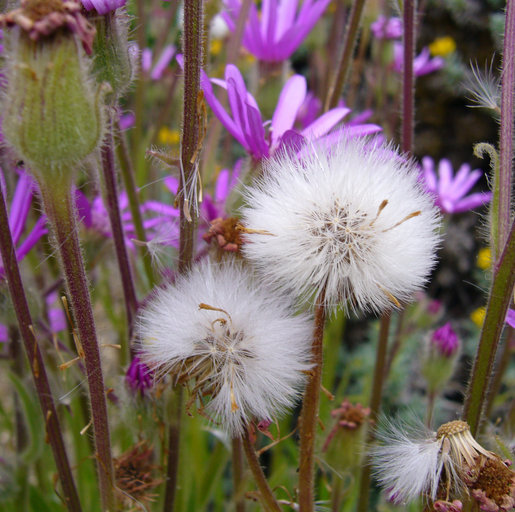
[[298, 298, 326, 512], [100, 110, 138, 353], [232, 437, 246, 512], [241, 429, 282, 512], [163, 1, 203, 510], [463, 220, 515, 436], [0, 186, 82, 512], [325, 0, 367, 110], [357, 312, 391, 512], [39, 182, 115, 511], [497, 0, 515, 255]]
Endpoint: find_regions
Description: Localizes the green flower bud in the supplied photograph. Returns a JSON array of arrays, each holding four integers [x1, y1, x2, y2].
[[91, 11, 134, 100], [2, 27, 105, 183]]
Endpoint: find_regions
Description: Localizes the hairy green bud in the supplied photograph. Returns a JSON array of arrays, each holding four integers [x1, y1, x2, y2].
[[2, 29, 105, 183]]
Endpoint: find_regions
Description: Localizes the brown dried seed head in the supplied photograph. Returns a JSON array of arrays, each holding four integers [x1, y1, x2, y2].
[[471, 456, 515, 511], [436, 420, 469, 439]]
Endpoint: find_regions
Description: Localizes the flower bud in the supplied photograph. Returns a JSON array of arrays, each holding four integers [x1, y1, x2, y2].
[[421, 322, 460, 393], [1, 1, 104, 184]]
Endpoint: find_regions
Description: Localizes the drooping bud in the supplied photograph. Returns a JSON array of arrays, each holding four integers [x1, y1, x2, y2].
[[0, 0, 104, 185]]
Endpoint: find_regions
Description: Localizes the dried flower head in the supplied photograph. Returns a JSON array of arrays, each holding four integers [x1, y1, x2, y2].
[[136, 261, 312, 436], [371, 419, 515, 510], [114, 441, 162, 508], [241, 136, 440, 314]]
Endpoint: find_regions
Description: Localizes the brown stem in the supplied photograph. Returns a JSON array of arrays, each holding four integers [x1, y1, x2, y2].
[[356, 312, 391, 512], [0, 185, 82, 512], [298, 297, 326, 512], [241, 429, 282, 512], [39, 184, 115, 511], [232, 436, 246, 512], [100, 110, 138, 351]]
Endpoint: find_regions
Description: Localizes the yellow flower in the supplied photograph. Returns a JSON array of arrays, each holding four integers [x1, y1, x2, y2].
[[210, 38, 223, 56], [158, 127, 180, 146], [429, 36, 456, 57], [471, 306, 486, 328], [477, 247, 492, 270]]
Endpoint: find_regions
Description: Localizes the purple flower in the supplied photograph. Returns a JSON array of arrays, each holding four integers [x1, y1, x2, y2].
[[81, 0, 127, 14], [141, 45, 176, 81], [196, 62, 380, 160], [125, 357, 154, 396], [431, 322, 459, 357], [85, 191, 179, 251], [222, 0, 331, 62], [506, 309, 515, 329], [393, 43, 445, 76], [420, 157, 492, 214], [0, 168, 47, 280], [370, 15, 403, 40]]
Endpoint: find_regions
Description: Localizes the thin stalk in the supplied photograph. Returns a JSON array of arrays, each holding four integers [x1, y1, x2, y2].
[[115, 120, 157, 288], [232, 437, 246, 512], [132, 0, 147, 161], [325, 0, 367, 110], [241, 429, 282, 512], [0, 187, 82, 512], [463, 219, 515, 436], [356, 312, 392, 512], [401, 0, 417, 154], [298, 297, 326, 512], [101, 110, 138, 351], [485, 327, 514, 417], [163, 0, 203, 510], [497, 0, 515, 255], [227, 0, 252, 64], [39, 183, 115, 512]]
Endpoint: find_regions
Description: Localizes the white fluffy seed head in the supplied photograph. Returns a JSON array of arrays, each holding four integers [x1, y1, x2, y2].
[[241, 136, 441, 314], [136, 260, 312, 437], [370, 418, 444, 504]]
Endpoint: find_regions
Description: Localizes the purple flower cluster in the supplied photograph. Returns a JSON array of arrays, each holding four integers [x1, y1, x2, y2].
[[420, 157, 492, 214], [125, 357, 154, 396], [81, 0, 126, 14], [430, 323, 459, 358], [198, 62, 381, 160], [222, 0, 331, 62]]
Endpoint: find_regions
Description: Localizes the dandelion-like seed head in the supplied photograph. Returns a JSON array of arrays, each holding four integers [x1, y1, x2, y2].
[[136, 261, 312, 436], [242, 136, 441, 313], [372, 419, 515, 510]]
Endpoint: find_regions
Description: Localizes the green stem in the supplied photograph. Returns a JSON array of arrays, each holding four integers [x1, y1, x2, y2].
[[0, 183, 83, 512], [241, 429, 282, 512], [356, 312, 391, 512], [232, 436, 246, 512], [115, 119, 157, 288], [298, 298, 326, 512], [325, 0, 367, 110], [39, 182, 115, 512], [463, 219, 515, 436]]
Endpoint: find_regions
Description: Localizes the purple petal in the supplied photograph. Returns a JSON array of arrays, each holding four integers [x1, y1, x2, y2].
[[506, 309, 515, 328], [9, 171, 34, 244], [301, 107, 351, 140], [262, 0, 279, 45], [271, 74, 307, 145], [447, 168, 481, 200], [14, 217, 48, 265], [215, 169, 230, 202], [75, 189, 92, 228], [276, 129, 306, 156], [151, 45, 176, 80], [276, 0, 299, 39], [0, 323, 7, 342], [452, 192, 492, 213], [141, 48, 152, 73], [437, 159, 453, 196]]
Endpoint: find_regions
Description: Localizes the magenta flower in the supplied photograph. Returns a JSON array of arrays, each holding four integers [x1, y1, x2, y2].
[[370, 15, 403, 40], [222, 0, 331, 62], [85, 191, 179, 251], [506, 309, 515, 329], [393, 42, 445, 76], [126, 357, 154, 397], [0, 168, 47, 280], [81, 0, 127, 14], [420, 157, 492, 214], [141, 44, 176, 81], [197, 62, 379, 160], [430, 323, 459, 358]]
